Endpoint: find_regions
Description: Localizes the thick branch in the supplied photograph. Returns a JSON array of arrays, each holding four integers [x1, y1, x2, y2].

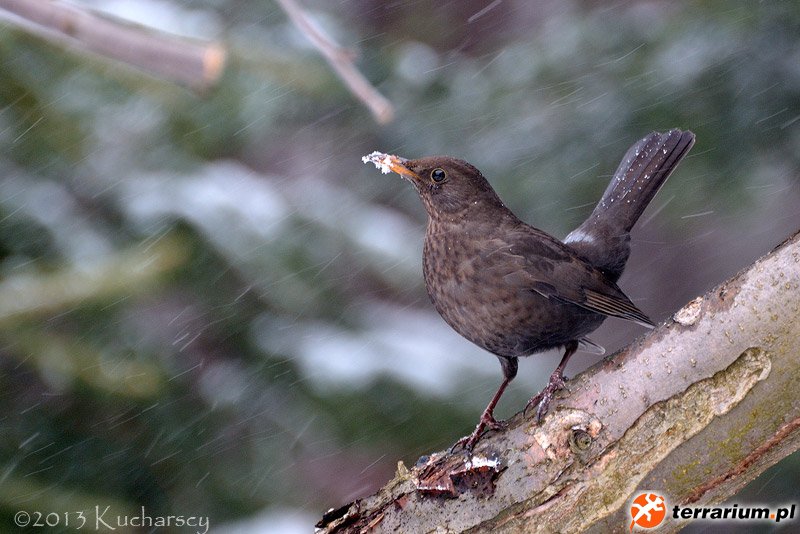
[[0, 0, 225, 89], [317, 230, 800, 533]]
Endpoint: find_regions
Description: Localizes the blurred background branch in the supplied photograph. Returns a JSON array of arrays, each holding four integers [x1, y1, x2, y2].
[[275, 0, 394, 124], [0, 235, 188, 324], [0, 0, 225, 89]]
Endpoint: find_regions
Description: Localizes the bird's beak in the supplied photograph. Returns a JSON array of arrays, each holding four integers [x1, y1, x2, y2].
[[362, 152, 420, 180]]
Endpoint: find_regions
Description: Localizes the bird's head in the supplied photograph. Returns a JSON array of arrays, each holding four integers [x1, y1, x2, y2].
[[362, 152, 506, 219]]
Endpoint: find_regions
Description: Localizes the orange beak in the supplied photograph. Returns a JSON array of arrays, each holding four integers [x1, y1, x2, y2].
[[362, 152, 420, 180]]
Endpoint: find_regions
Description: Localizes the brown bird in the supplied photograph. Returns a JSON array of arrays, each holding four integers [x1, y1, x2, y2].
[[363, 129, 695, 451]]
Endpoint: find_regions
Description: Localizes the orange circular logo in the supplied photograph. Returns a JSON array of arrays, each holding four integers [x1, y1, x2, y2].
[[629, 492, 667, 530]]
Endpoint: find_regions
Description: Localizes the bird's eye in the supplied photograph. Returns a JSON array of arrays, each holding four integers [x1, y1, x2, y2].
[[430, 168, 446, 183]]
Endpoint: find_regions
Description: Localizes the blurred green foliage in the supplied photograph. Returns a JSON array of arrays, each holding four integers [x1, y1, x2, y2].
[[0, 0, 798, 531]]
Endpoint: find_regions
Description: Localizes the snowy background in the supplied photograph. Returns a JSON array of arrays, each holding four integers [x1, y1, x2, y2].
[[0, 1, 798, 532]]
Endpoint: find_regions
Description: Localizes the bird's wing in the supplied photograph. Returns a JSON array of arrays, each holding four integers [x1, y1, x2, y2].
[[495, 228, 655, 328]]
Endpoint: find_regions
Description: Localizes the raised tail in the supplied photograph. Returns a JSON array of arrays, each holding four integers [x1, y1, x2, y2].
[[565, 129, 695, 280]]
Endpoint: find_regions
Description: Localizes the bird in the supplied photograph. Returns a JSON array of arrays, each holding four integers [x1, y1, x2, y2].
[[362, 129, 696, 451]]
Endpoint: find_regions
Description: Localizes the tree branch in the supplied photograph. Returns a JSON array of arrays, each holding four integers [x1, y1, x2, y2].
[[276, 0, 394, 124], [0, 0, 225, 90], [317, 229, 800, 533]]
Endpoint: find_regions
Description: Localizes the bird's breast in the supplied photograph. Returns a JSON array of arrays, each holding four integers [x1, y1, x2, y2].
[[423, 224, 530, 354], [421, 220, 603, 358]]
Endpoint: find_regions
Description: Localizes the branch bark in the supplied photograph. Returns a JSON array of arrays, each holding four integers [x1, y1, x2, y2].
[[317, 229, 800, 533]]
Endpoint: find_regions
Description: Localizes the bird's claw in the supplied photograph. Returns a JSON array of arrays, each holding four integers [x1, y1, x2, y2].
[[450, 414, 507, 454], [525, 373, 567, 422]]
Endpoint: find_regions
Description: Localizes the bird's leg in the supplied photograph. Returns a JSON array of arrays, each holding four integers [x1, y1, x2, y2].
[[451, 375, 512, 453], [526, 340, 579, 422]]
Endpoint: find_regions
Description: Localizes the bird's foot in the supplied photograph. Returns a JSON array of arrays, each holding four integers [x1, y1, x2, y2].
[[450, 412, 507, 454], [525, 372, 567, 422]]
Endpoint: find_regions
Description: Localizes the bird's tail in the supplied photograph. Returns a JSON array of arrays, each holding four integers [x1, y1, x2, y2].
[[565, 129, 695, 280]]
